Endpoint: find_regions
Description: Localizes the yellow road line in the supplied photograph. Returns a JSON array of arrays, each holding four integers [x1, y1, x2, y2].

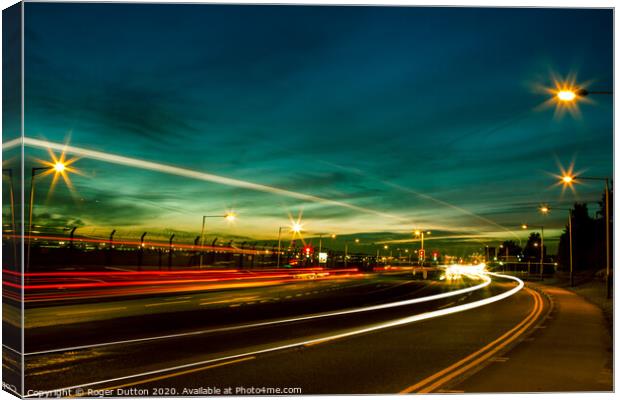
[[400, 287, 543, 394], [93, 356, 255, 393], [56, 307, 127, 316], [144, 300, 190, 308], [418, 289, 543, 393]]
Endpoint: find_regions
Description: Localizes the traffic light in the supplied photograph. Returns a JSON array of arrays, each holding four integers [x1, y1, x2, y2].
[[303, 245, 313, 257]]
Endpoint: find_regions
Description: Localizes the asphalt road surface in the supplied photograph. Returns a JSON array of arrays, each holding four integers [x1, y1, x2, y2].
[[14, 268, 552, 396]]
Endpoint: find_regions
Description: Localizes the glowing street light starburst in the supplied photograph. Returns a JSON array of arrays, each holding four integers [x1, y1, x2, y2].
[[544, 155, 589, 200], [34, 147, 82, 199], [536, 72, 593, 119], [287, 210, 306, 246]]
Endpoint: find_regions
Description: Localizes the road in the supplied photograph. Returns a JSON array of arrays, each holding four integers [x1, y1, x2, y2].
[[11, 265, 553, 396]]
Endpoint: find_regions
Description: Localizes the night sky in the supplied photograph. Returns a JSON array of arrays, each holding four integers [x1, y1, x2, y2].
[[22, 4, 613, 254]]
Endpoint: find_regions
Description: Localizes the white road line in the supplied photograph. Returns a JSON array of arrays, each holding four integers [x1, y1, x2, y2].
[[25, 272, 522, 397], [25, 274, 492, 357]]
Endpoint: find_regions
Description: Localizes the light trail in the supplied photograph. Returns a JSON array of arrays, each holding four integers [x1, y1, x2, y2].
[[22, 137, 410, 223], [320, 160, 521, 241], [3, 267, 363, 303], [380, 181, 522, 241], [26, 270, 490, 356], [2, 137, 21, 150], [25, 272, 522, 397]]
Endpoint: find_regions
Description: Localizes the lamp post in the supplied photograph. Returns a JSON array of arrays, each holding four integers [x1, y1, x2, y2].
[[27, 162, 67, 272], [540, 205, 574, 286], [276, 226, 286, 268], [317, 233, 336, 254], [2, 169, 17, 266], [550, 84, 612, 295], [277, 223, 302, 268], [522, 224, 545, 280], [414, 230, 431, 264], [344, 238, 359, 268], [199, 212, 236, 268], [560, 174, 612, 298]]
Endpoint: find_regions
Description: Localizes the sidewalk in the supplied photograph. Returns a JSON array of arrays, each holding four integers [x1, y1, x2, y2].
[[453, 283, 613, 393]]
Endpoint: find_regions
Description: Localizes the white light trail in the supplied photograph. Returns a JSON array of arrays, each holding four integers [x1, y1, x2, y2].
[[22, 137, 409, 222], [26, 272, 523, 397], [26, 273, 490, 356]]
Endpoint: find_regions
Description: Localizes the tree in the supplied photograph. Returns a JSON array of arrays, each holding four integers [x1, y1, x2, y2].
[[523, 232, 545, 262], [557, 202, 601, 271], [500, 240, 522, 259]]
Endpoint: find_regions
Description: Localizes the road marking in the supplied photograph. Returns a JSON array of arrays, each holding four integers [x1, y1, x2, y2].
[[436, 301, 455, 310], [55, 307, 127, 316], [199, 300, 231, 306], [25, 274, 492, 357], [92, 356, 255, 394], [25, 273, 522, 397], [144, 301, 190, 308], [400, 286, 543, 394]]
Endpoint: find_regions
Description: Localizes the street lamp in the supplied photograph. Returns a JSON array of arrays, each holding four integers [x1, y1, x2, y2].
[[277, 223, 302, 268], [199, 212, 236, 268], [522, 224, 545, 280], [556, 88, 612, 102], [316, 233, 337, 253], [560, 173, 612, 298], [344, 238, 360, 267], [27, 161, 71, 271], [540, 205, 574, 287], [414, 230, 431, 262]]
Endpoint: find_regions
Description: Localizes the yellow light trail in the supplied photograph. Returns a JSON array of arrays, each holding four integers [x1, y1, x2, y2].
[[21, 137, 411, 223]]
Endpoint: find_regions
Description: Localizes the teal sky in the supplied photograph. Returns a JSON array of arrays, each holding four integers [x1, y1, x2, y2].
[[20, 4, 613, 254]]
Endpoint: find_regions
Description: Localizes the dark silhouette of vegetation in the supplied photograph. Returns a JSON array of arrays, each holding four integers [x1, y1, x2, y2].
[[499, 240, 522, 259], [557, 188, 613, 272], [523, 232, 545, 262]]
